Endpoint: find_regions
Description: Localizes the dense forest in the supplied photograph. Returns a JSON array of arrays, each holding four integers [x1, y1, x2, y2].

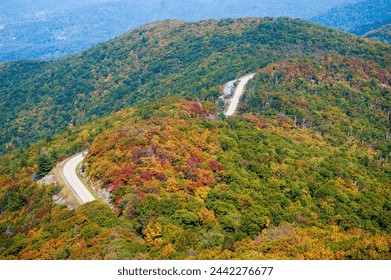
[[0, 17, 390, 260], [0, 0, 357, 61], [241, 56, 390, 157], [311, 0, 391, 35], [1, 17, 390, 154], [0, 96, 389, 259]]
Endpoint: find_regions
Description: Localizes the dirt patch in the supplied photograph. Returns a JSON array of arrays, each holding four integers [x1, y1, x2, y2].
[[37, 160, 80, 209]]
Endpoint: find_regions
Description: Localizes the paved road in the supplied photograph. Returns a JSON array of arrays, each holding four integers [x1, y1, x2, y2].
[[61, 152, 95, 204], [224, 73, 255, 117]]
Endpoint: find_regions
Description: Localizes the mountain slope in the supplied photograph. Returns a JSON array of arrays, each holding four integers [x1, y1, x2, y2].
[[1, 17, 390, 154], [364, 24, 391, 44], [1, 17, 390, 259], [0, 0, 359, 61], [0, 96, 390, 259], [311, 0, 391, 35], [241, 55, 390, 157]]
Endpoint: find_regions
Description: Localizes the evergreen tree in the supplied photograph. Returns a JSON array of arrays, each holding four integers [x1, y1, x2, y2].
[[36, 154, 52, 178]]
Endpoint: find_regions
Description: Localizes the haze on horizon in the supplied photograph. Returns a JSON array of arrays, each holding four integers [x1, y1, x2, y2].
[[0, 0, 361, 61]]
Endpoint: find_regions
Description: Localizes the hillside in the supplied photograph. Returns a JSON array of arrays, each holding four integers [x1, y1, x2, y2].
[[364, 24, 391, 44], [0, 0, 358, 61], [241, 56, 390, 157], [0, 95, 390, 259], [1, 17, 390, 154], [312, 0, 391, 35], [0, 17, 390, 260]]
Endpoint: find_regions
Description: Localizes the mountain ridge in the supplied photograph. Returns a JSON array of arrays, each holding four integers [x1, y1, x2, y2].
[[0, 17, 390, 259], [364, 23, 391, 44], [311, 0, 391, 35], [0, 0, 359, 61], [1, 17, 390, 154]]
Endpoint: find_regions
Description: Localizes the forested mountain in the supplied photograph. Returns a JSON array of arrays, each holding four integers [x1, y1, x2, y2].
[[311, 0, 391, 35], [0, 96, 389, 259], [0, 17, 390, 260], [0, 0, 358, 61], [241, 56, 390, 157], [364, 24, 391, 44], [1, 17, 390, 154]]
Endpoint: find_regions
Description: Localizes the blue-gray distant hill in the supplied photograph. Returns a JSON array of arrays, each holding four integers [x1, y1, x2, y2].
[[0, 0, 357, 61], [312, 0, 391, 35], [364, 23, 391, 44]]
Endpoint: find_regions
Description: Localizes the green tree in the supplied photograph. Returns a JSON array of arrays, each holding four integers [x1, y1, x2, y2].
[[36, 154, 52, 178]]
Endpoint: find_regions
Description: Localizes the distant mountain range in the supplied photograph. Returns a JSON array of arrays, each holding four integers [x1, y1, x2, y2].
[[364, 23, 391, 44], [0, 0, 359, 61], [311, 0, 391, 35]]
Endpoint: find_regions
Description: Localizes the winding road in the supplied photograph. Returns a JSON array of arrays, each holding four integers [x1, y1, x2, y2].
[[224, 73, 255, 117], [61, 152, 95, 204], [60, 73, 254, 204]]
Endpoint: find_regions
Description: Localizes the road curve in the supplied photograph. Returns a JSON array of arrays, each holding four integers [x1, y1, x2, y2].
[[224, 73, 255, 117], [61, 152, 95, 204]]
